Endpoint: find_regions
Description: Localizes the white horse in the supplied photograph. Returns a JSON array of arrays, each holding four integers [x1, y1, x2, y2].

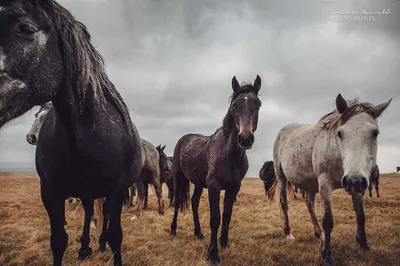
[[269, 94, 392, 265]]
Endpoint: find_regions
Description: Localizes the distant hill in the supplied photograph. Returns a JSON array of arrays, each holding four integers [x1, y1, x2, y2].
[[0, 161, 37, 176]]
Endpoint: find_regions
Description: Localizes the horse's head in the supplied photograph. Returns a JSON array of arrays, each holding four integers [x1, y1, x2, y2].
[[0, 1, 64, 127], [156, 145, 169, 173], [335, 94, 392, 195], [229, 75, 262, 150], [26, 101, 52, 145], [259, 161, 275, 195]]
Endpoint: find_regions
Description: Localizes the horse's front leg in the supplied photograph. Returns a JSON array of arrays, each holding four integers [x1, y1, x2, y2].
[[319, 177, 334, 266], [277, 177, 293, 239], [106, 189, 125, 266], [78, 199, 94, 260], [99, 198, 108, 252], [352, 193, 369, 250], [305, 191, 322, 238], [220, 184, 240, 249], [207, 184, 221, 264], [41, 185, 68, 266]]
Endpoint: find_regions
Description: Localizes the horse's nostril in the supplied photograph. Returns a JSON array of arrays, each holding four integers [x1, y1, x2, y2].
[[30, 134, 37, 141]]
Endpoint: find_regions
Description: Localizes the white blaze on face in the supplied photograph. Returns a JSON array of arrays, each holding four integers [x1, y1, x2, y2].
[[36, 32, 48, 47]]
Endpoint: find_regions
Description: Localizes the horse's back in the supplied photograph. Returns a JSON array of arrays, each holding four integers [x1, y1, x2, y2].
[[273, 123, 318, 191]]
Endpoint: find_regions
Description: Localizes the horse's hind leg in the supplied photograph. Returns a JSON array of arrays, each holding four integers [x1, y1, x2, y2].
[[170, 171, 188, 236], [375, 180, 380, 198], [368, 182, 373, 197], [191, 185, 205, 239], [78, 199, 94, 260], [276, 171, 294, 240], [293, 187, 298, 200], [166, 179, 174, 208], [220, 185, 240, 249], [143, 182, 149, 209], [305, 191, 322, 238], [352, 193, 369, 250], [99, 199, 108, 252], [152, 179, 165, 216], [105, 189, 125, 266], [41, 186, 68, 266]]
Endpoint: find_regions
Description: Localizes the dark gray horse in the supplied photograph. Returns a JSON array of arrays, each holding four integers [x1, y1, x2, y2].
[[128, 139, 165, 217], [170, 75, 262, 263], [0, 2, 143, 265], [368, 165, 380, 198], [397, 167, 400, 173]]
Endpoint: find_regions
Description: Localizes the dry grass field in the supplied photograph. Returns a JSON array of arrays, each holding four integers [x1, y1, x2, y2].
[[0, 173, 399, 266]]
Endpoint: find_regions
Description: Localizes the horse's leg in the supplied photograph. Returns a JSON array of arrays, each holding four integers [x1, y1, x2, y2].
[[78, 199, 94, 260], [368, 182, 373, 197], [143, 182, 149, 209], [99, 199, 108, 252], [305, 191, 322, 238], [191, 185, 205, 239], [293, 187, 298, 199], [319, 178, 334, 265], [376, 180, 380, 198], [207, 185, 221, 264], [105, 189, 125, 266], [152, 176, 165, 216], [167, 180, 174, 208], [352, 193, 369, 250], [170, 171, 187, 236], [220, 185, 240, 249], [277, 175, 293, 239], [41, 186, 68, 266], [302, 190, 306, 199]]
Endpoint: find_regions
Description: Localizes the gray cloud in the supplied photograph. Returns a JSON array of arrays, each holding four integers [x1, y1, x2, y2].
[[0, 0, 399, 175]]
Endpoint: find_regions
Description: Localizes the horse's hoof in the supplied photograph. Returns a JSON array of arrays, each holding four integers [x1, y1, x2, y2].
[[78, 246, 93, 260], [170, 230, 177, 236], [314, 229, 322, 238], [284, 234, 295, 240], [195, 232, 205, 240]]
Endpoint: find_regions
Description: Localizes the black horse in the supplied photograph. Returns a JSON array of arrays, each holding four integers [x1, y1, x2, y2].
[[170, 75, 262, 263], [0, 2, 143, 266]]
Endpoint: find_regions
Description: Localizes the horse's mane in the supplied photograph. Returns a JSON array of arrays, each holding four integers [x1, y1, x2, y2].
[[316, 96, 378, 132], [35, 0, 133, 134]]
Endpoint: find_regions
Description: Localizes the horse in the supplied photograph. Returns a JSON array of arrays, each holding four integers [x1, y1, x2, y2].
[[269, 94, 392, 265], [397, 167, 400, 173], [26, 102, 102, 229], [259, 161, 305, 199], [368, 164, 380, 198], [0, 2, 143, 265], [170, 75, 262, 263], [156, 147, 174, 208], [127, 139, 165, 217], [165, 156, 174, 208]]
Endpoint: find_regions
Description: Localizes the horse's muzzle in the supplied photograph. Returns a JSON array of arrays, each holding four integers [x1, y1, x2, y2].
[[26, 134, 37, 145], [342, 175, 368, 194], [237, 133, 254, 149]]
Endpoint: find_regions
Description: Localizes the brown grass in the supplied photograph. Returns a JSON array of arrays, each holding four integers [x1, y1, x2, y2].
[[0, 173, 399, 266]]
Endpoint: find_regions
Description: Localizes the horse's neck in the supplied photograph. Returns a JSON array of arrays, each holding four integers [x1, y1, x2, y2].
[[218, 117, 244, 157], [53, 84, 102, 138]]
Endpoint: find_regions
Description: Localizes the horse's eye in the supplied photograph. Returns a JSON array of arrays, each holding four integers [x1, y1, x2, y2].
[[337, 131, 343, 140], [372, 130, 379, 139], [19, 24, 37, 34]]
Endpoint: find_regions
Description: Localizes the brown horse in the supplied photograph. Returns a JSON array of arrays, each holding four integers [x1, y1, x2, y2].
[[128, 139, 166, 217], [157, 148, 174, 208], [170, 75, 262, 263]]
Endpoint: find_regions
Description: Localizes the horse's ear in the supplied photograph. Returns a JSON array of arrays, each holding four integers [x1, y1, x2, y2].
[[232, 76, 240, 93], [156, 145, 160, 150], [161, 145, 166, 151], [335, 93, 348, 114], [375, 98, 392, 118], [253, 75, 261, 93]]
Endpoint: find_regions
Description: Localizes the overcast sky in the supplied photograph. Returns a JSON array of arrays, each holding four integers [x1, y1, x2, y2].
[[0, 0, 399, 176]]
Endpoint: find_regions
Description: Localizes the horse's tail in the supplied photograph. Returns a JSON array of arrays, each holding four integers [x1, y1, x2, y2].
[[94, 198, 104, 232], [177, 173, 190, 213], [267, 178, 294, 202]]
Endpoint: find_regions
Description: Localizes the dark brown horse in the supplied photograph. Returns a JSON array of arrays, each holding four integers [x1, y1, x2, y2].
[[368, 164, 380, 198], [397, 167, 400, 173], [170, 75, 262, 263]]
